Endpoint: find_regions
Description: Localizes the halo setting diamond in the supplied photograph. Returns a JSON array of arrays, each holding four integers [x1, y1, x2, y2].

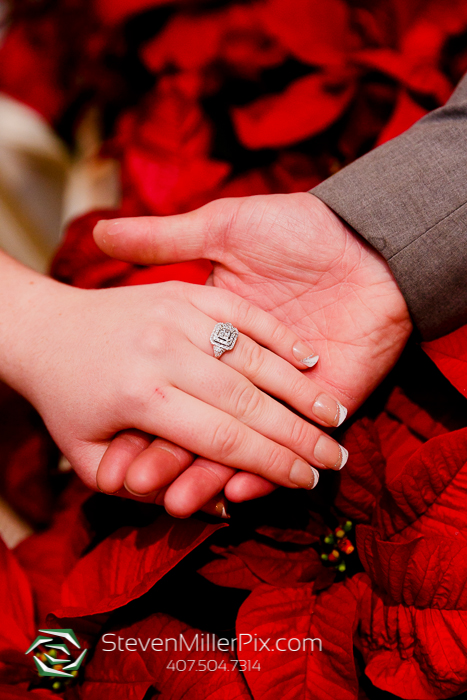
[[210, 322, 239, 358]]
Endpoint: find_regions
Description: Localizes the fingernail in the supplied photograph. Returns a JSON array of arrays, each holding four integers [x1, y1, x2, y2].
[[292, 341, 319, 368], [312, 393, 347, 427], [124, 483, 149, 497], [289, 460, 320, 489], [215, 501, 230, 519], [314, 436, 349, 470], [106, 220, 124, 235]]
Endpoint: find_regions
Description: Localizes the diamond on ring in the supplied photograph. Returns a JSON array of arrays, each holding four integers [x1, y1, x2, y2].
[[210, 322, 239, 359]]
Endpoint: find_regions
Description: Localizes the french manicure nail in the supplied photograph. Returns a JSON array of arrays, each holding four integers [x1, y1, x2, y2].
[[292, 341, 319, 368], [312, 393, 348, 427], [215, 501, 230, 519], [289, 460, 320, 489], [314, 436, 348, 470]]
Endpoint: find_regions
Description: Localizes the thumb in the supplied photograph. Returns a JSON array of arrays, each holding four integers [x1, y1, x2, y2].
[[93, 198, 238, 265]]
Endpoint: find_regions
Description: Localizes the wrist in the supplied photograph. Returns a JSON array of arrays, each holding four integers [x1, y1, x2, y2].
[[0, 251, 77, 404]]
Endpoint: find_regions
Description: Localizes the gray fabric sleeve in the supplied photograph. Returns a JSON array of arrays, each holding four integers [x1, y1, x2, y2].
[[311, 73, 467, 341]]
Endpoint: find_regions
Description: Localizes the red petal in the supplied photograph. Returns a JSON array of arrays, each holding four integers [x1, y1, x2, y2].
[[376, 90, 428, 146], [423, 325, 467, 399], [258, 0, 354, 67], [384, 386, 448, 441], [354, 573, 467, 698], [236, 581, 359, 699], [357, 524, 467, 608], [54, 514, 225, 618], [14, 479, 92, 624], [353, 48, 452, 104], [96, 0, 180, 26], [0, 540, 35, 683], [200, 539, 332, 591], [0, 384, 55, 526], [373, 428, 467, 539], [125, 148, 230, 216], [0, 687, 56, 699], [232, 71, 355, 149], [0, 24, 65, 123], [335, 418, 386, 523], [84, 613, 251, 699], [199, 550, 263, 591]]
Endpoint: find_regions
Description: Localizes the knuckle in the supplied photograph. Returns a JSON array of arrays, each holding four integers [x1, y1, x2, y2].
[[288, 372, 311, 403], [152, 298, 181, 323], [230, 381, 263, 422], [288, 416, 313, 453], [234, 298, 257, 328], [147, 323, 174, 356], [238, 340, 265, 379], [260, 444, 286, 482], [268, 320, 290, 346], [209, 419, 242, 461], [162, 280, 185, 297]]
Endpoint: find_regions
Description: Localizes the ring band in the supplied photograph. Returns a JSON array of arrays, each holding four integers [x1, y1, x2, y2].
[[210, 322, 239, 359]]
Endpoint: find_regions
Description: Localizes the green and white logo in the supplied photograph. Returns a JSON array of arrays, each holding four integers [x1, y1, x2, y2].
[[25, 628, 87, 679]]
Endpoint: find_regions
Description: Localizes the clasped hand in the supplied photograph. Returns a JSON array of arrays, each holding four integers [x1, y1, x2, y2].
[[90, 193, 412, 517]]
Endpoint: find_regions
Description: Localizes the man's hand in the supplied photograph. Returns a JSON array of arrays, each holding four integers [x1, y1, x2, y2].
[[94, 192, 412, 504]]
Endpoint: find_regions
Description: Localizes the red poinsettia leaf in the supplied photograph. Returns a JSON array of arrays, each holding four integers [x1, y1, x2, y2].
[[142, 12, 224, 73], [0, 539, 36, 684], [357, 524, 467, 609], [255, 525, 318, 545], [0, 383, 56, 527], [376, 90, 428, 146], [354, 573, 467, 699], [96, 0, 183, 26], [236, 581, 359, 699], [200, 539, 334, 592], [14, 479, 92, 624], [199, 550, 263, 591], [374, 428, 467, 539], [232, 71, 355, 149], [0, 687, 57, 699], [258, 0, 354, 67], [335, 418, 386, 523], [125, 148, 230, 215], [54, 514, 225, 618], [384, 386, 448, 441], [423, 325, 467, 399], [0, 23, 66, 123], [85, 613, 251, 699], [353, 48, 452, 104], [74, 650, 153, 700]]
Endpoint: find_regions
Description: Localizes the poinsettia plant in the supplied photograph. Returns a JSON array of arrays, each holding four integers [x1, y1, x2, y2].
[[0, 0, 467, 698]]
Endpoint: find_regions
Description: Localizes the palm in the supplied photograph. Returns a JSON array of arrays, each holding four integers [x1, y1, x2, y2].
[[205, 193, 412, 411]]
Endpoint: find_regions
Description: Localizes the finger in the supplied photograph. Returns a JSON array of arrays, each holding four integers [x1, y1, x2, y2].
[[96, 430, 153, 494], [157, 457, 275, 516], [93, 198, 235, 265], [137, 386, 346, 490], [178, 299, 345, 426], [224, 472, 277, 502], [167, 338, 345, 466], [163, 458, 235, 518], [184, 283, 322, 371], [124, 439, 194, 496]]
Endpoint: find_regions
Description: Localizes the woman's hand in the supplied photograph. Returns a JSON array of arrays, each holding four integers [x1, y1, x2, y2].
[[0, 252, 348, 505], [94, 192, 412, 514]]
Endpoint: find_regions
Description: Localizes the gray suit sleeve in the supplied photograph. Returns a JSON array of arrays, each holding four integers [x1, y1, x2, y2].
[[311, 73, 467, 341]]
